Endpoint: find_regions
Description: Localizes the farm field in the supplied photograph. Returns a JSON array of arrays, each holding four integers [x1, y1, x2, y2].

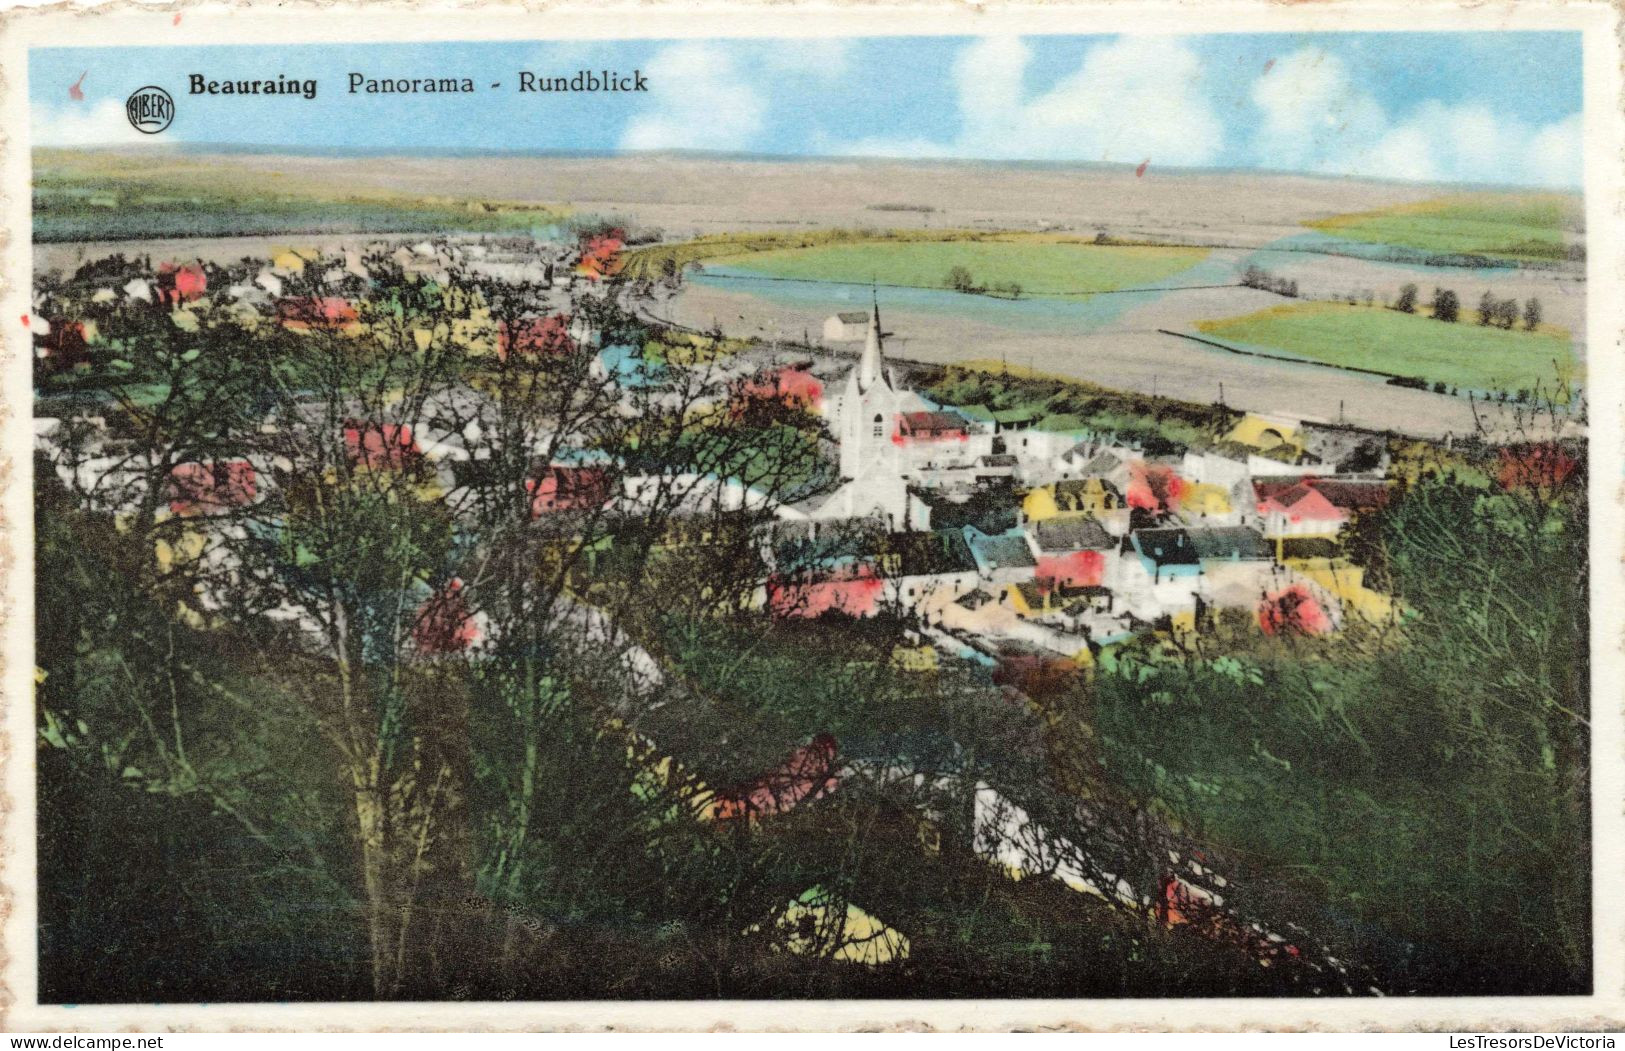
[[704, 239, 1211, 297], [1195, 301, 1578, 395], [1305, 192, 1583, 264]]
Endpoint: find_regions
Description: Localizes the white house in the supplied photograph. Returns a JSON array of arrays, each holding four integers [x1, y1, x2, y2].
[[822, 311, 871, 343]]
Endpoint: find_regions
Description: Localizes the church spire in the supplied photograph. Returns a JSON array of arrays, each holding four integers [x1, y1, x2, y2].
[[857, 291, 887, 392]]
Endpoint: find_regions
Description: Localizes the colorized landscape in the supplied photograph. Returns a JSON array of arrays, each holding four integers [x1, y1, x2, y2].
[[29, 30, 1588, 1008]]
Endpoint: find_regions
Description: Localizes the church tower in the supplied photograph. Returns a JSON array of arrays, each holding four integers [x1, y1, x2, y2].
[[838, 298, 902, 483]]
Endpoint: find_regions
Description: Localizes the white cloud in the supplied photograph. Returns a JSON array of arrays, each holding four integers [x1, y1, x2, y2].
[[829, 35, 1225, 168], [620, 42, 766, 152], [32, 98, 152, 147], [1250, 46, 1581, 188]]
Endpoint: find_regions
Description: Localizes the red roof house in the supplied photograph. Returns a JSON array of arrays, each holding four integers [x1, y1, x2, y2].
[[766, 564, 887, 619], [277, 296, 360, 333], [156, 262, 207, 307], [343, 421, 421, 471], [413, 579, 478, 654], [1035, 548, 1106, 590], [712, 733, 840, 821], [577, 229, 625, 281], [737, 365, 824, 412], [1126, 462, 1189, 513], [499, 313, 576, 361], [526, 466, 611, 516], [896, 411, 968, 443], [1256, 483, 1346, 529], [166, 460, 257, 516]]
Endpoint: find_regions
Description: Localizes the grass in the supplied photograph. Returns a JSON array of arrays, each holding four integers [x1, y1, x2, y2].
[[621, 229, 1205, 289], [1195, 301, 1578, 395], [705, 239, 1209, 297], [1305, 192, 1584, 264], [33, 149, 570, 242]]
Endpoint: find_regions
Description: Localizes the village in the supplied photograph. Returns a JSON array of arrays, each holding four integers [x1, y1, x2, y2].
[[32, 232, 1404, 689]]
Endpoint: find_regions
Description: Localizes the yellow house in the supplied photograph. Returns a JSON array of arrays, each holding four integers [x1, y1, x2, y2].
[[1023, 478, 1124, 522], [1178, 482, 1233, 517], [1225, 413, 1306, 458], [774, 886, 910, 966], [451, 309, 499, 356], [270, 246, 319, 272], [1286, 558, 1395, 625]]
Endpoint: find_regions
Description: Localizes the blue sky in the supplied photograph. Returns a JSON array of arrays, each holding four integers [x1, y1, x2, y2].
[[30, 32, 1583, 188]]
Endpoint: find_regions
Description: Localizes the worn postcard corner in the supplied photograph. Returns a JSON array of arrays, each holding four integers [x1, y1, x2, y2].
[[0, 0, 1620, 1032]]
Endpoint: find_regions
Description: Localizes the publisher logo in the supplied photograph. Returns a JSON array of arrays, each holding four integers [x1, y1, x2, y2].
[[125, 86, 174, 134]]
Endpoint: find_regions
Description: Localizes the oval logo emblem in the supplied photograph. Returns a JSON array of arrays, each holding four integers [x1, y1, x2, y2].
[[125, 86, 175, 134]]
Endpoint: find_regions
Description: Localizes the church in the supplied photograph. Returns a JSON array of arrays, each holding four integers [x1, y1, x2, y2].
[[784, 300, 948, 531]]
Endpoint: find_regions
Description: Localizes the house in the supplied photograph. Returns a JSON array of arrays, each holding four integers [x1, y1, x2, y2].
[[1029, 516, 1115, 589], [166, 460, 257, 517], [1128, 525, 1271, 584], [1253, 478, 1387, 541], [896, 411, 969, 443], [526, 465, 611, 516], [1225, 412, 1306, 459], [964, 526, 1038, 585], [270, 246, 319, 272], [771, 886, 909, 966], [711, 733, 840, 821], [156, 262, 207, 306], [576, 229, 625, 281], [736, 364, 825, 413], [498, 313, 575, 360], [343, 421, 421, 470], [991, 407, 1040, 433], [1024, 478, 1125, 521], [766, 563, 887, 619], [823, 311, 871, 342], [881, 528, 981, 606], [413, 579, 480, 654], [277, 296, 360, 334]]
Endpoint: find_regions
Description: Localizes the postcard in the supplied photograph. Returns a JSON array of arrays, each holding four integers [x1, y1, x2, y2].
[[0, 0, 1619, 1032]]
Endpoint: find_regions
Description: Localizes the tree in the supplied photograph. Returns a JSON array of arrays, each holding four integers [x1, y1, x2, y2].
[[1395, 283, 1418, 314], [1524, 297, 1544, 331], [945, 265, 977, 293], [1477, 291, 1496, 326], [1431, 288, 1460, 323]]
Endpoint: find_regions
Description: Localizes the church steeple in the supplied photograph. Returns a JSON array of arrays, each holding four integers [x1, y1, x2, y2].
[[856, 293, 888, 392]]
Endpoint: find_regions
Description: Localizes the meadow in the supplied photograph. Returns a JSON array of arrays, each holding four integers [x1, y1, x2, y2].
[[1195, 301, 1578, 396], [1305, 193, 1584, 265], [623, 229, 1208, 294], [707, 239, 1211, 297]]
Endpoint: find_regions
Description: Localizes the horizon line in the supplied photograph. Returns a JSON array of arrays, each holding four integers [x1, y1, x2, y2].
[[31, 142, 1582, 195]]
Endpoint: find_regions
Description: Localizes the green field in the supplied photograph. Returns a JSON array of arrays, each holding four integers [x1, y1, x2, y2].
[[709, 239, 1209, 297], [1306, 193, 1584, 264], [1196, 301, 1578, 395]]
